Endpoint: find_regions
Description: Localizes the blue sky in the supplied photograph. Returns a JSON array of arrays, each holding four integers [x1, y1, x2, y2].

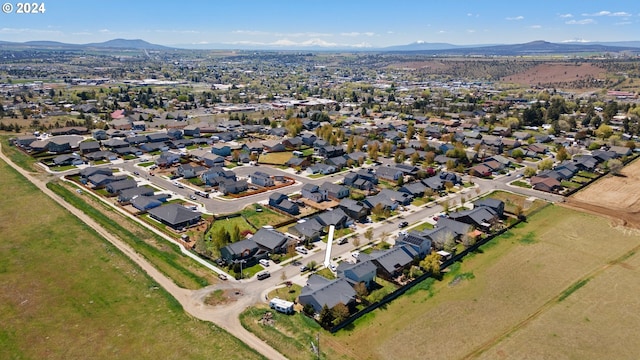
[[1, 0, 639, 48]]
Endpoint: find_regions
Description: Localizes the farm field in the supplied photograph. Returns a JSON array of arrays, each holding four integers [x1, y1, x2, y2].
[[0, 159, 263, 360], [477, 247, 640, 360], [325, 205, 640, 359], [568, 158, 640, 229]]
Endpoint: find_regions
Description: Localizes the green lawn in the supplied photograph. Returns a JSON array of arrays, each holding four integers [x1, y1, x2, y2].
[[207, 215, 255, 237], [511, 180, 532, 188], [138, 161, 155, 167], [412, 221, 435, 231], [0, 158, 264, 360], [240, 204, 293, 228]]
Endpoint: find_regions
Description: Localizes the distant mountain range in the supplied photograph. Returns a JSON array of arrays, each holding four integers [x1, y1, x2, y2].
[[0, 38, 172, 50], [1, 38, 640, 55]]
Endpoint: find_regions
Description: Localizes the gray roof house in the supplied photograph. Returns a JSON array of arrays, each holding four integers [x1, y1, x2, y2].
[[218, 179, 248, 195], [251, 228, 291, 254], [448, 207, 498, 232], [338, 198, 369, 223], [148, 204, 201, 230], [219, 239, 260, 263], [395, 231, 432, 259], [298, 275, 357, 314], [105, 178, 137, 194], [315, 208, 350, 229], [288, 218, 324, 242], [268, 192, 300, 215], [363, 245, 417, 281], [301, 183, 328, 203], [319, 182, 350, 200], [336, 260, 377, 288], [118, 186, 154, 203]]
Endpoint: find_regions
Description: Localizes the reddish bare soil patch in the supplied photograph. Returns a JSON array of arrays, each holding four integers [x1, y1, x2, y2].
[[563, 159, 640, 229], [502, 63, 606, 86]]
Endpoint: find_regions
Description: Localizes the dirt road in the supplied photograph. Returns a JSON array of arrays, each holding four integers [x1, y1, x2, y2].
[[0, 146, 286, 360]]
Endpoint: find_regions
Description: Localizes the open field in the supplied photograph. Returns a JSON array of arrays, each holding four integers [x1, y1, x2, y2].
[[258, 152, 293, 165], [0, 159, 264, 360], [323, 205, 640, 359], [501, 62, 607, 87], [568, 158, 640, 229], [483, 190, 547, 215], [477, 247, 640, 360]]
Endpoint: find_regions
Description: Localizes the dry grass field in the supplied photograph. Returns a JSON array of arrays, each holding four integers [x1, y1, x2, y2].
[[501, 63, 607, 87], [0, 159, 264, 360], [327, 205, 640, 359], [568, 158, 640, 229]]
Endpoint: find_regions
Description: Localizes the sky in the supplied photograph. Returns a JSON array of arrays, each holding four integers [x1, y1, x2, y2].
[[1, 0, 639, 49]]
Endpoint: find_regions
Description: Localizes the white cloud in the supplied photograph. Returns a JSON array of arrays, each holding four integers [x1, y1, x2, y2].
[[582, 10, 631, 17], [561, 38, 590, 43], [529, 25, 542, 29], [611, 12, 631, 17], [438, 30, 446, 34], [72, 32, 93, 36], [615, 21, 632, 25], [506, 16, 524, 21], [340, 32, 375, 37], [467, 29, 476, 33], [559, 13, 573, 18], [566, 19, 595, 25]]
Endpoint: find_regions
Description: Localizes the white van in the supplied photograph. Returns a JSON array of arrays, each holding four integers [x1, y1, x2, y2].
[[259, 259, 270, 267]]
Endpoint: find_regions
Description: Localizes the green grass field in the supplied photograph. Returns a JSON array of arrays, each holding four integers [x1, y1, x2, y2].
[[258, 152, 293, 165], [0, 159, 264, 360]]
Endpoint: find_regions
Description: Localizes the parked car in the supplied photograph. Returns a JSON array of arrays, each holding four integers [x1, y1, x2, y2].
[[295, 246, 308, 255], [259, 259, 270, 267], [300, 265, 309, 272], [256, 271, 271, 280], [218, 273, 228, 281], [398, 221, 409, 228], [173, 181, 183, 188], [189, 195, 197, 200]]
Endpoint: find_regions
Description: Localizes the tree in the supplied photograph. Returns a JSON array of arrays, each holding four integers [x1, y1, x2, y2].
[[537, 158, 554, 171], [420, 251, 441, 277], [511, 149, 524, 160], [364, 228, 374, 243], [556, 146, 569, 162], [332, 303, 350, 325], [307, 260, 318, 271], [319, 304, 334, 328], [352, 235, 361, 247], [595, 124, 613, 140], [524, 166, 537, 178], [608, 159, 623, 175], [353, 282, 368, 298]]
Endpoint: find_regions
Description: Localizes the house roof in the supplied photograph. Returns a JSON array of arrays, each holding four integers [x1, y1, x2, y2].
[[435, 217, 472, 237], [147, 203, 201, 226], [315, 208, 348, 227], [337, 259, 377, 281], [300, 275, 356, 311], [224, 239, 259, 257], [251, 228, 288, 251], [369, 245, 415, 274], [290, 218, 324, 238]]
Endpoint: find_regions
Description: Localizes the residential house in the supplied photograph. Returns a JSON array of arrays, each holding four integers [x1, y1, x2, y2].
[[338, 198, 369, 223], [249, 171, 275, 187], [318, 145, 344, 158], [52, 154, 83, 166], [262, 140, 286, 153], [326, 155, 348, 169], [298, 275, 357, 314], [336, 260, 377, 288], [315, 208, 349, 229], [79, 141, 101, 154], [219, 178, 248, 195], [320, 182, 350, 200], [201, 167, 236, 187], [282, 137, 303, 150], [395, 231, 432, 258], [375, 166, 404, 182], [130, 196, 163, 212], [474, 198, 505, 217], [301, 184, 328, 203], [176, 164, 205, 179], [448, 207, 498, 232], [147, 204, 201, 230], [288, 218, 324, 242], [212, 144, 232, 157], [399, 181, 428, 198], [308, 163, 337, 175], [531, 176, 563, 193], [361, 245, 417, 281], [219, 239, 260, 264], [251, 228, 291, 254], [105, 178, 137, 194], [146, 132, 170, 143], [286, 156, 311, 169], [268, 192, 300, 215], [118, 186, 154, 203]]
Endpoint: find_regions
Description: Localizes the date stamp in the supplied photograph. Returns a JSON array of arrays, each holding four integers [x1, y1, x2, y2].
[[2, 2, 46, 14]]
